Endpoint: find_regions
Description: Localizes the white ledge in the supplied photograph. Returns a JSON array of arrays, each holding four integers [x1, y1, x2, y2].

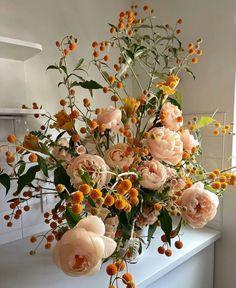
[[0, 36, 42, 61], [0, 226, 221, 288], [0, 108, 46, 116]]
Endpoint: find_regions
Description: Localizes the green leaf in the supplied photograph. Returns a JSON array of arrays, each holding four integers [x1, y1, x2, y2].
[[158, 208, 173, 245], [60, 65, 67, 74], [54, 166, 71, 190], [126, 50, 134, 60], [174, 91, 183, 108], [147, 223, 158, 247], [18, 162, 26, 176], [195, 116, 215, 129], [74, 58, 84, 70], [65, 208, 80, 228], [168, 97, 181, 110], [79, 80, 102, 90], [0, 174, 11, 195], [46, 65, 59, 71], [37, 155, 49, 177], [108, 23, 118, 32], [80, 170, 93, 186], [17, 165, 40, 193]]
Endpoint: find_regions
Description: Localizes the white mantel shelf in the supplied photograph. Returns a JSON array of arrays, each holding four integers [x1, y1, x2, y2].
[[0, 226, 221, 288], [0, 36, 42, 61], [0, 108, 46, 116]]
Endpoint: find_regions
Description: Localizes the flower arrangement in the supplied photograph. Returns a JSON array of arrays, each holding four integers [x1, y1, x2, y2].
[[1, 4, 236, 288]]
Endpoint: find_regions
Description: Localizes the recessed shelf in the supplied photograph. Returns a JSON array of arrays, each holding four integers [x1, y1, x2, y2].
[[0, 108, 46, 116], [0, 36, 42, 61]]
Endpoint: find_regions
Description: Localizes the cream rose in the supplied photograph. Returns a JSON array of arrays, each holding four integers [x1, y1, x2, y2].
[[147, 127, 183, 165], [138, 159, 167, 190], [104, 143, 134, 170], [160, 102, 183, 131], [52, 138, 72, 163], [179, 182, 219, 228], [66, 154, 110, 189], [97, 108, 122, 130], [179, 129, 198, 153], [53, 216, 117, 276]]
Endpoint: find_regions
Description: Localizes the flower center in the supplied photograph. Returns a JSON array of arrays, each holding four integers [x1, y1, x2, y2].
[[72, 255, 89, 272]]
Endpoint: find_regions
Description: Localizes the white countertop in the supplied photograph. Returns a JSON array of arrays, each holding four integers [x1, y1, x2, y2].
[[0, 226, 221, 288]]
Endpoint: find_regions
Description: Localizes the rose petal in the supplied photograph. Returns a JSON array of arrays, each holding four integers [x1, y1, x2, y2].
[[76, 215, 105, 236], [101, 236, 117, 258]]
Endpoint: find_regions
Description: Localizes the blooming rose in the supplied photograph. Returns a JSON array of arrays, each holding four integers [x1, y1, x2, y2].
[[104, 216, 119, 239], [179, 129, 198, 153], [104, 143, 134, 170], [147, 127, 183, 165], [53, 216, 116, 276], [138, 159, 167, 190], [52, 138, 72, 163], [179, 182, 219, 228], [66, 154, 110, 189], [160, 102, 183, 131], [97, 108, 122, 130]]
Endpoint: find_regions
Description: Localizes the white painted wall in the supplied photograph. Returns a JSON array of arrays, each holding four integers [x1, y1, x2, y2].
[[133, 0, 236, 287]]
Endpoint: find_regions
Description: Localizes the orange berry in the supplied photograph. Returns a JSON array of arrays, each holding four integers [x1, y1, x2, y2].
[[111, 95, 119, 102], [80, 127, 87, 134], [93, 50, 99, 58], [104, 55, 109, 62], [165, 248, 172, 257], [92, 41, 98, 48], [7, 222, 13, 227], [45, 243, 51, 250], [44, 212, 50, 218], [122, 272, 133, 284], [115, 199, 126, 210], [188, 43, 194, 49], [108, 75, 116, 84], [176, 29, 181, 34], [70, 110, 80, 119], [23, 205, 30, 212], [60, 99, 66, 106], [69, 42, 77, 51], [129, 197, 139, 206], [29, 153, 38, 162], [143, 5, 149, 11], [196, 49, 202, 56], [72, 191, 84, 203], [115, 260, 125, 271], [72, 203, 83, 214], [100, 45, 106, 52], [211, 182, 221, 190], [83, 98, 90, 107], [79, 184, 91, 195], [64, 48, 70, 56], [117, 82, 123, 89], [213, 129, 219, 136], [177, 18, 183, 24], [175, 240, 183, 249], [56, 184, 65, 193], [157, 246, 165, 254], [46, 235, 54, 242], [4, 215, 10, 221], [126, 282, 136, 288], [103, 87, 109, 93], [154, 203, 163, 212], [106, 264, 117, 276], [7, 134, 16, 143], [129, 188, 138, 198], [213, 169, 221, 176], [50, 221, 57, 229], [16, 146, 24, 154], [6, 156, 15, 164], [120, 179, 132, 191], [118, 22, 125, 30], [30, 236, 37, 243], [71, 134, 80, 142], [182, 151, 190, 160], [192, 57, 198, 64], [90, 188, 102, 200], [110, 27, 116, 34], [188, 48, 195, 55], [104, 194, 115, 206]]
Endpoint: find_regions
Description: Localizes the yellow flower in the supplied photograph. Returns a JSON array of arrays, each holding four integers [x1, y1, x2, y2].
[[122, 97, 140, 118], [156, 74, 180, 95], [53, 110, 74, 131], [23, 133, 41, 152]]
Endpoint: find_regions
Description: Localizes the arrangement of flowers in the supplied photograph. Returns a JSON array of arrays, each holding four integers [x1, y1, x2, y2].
[[1, 4, 236, 288]]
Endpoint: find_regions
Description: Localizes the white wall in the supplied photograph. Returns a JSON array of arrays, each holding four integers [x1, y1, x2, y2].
[[0, 0, 130, 115], [133, 0, 236, 287]]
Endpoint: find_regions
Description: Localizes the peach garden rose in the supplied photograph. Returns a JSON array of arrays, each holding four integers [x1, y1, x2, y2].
[[66, 154, 110, 189], [104, 143, 134, 170], [97, 107, 122, 130], [179, 182, 219, 228], [160, 102, 183, 131], [146, 127, 183, 165], [53, 216, 116, 276], [179, 129, 198, 153], [138, 159, 167, 190]]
